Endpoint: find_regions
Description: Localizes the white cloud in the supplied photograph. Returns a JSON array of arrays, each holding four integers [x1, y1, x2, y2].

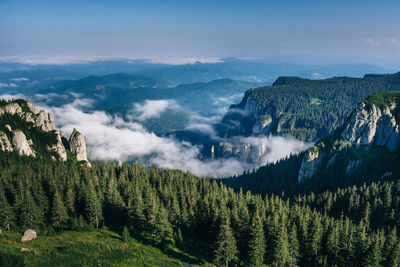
[[41, 99, 311, 178], [10, 77, 29, 82], [0, 82, 17, 88], [0, 93, 26, 100], [151, 57, 224, 65], [130, 99, 179, 121], [185, 123, 216, 136]]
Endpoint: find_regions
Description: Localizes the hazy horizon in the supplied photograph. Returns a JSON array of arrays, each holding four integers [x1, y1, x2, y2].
[[1, 0, 400, 68]]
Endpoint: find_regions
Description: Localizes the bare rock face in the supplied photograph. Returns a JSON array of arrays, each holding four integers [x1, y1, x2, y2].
[[26, 101, 39, 114], [252, 114, 273, 135], [11, 130, 35, 157], [33, 110, 56, 132], [60, 130, 70, 149], [0, 131, 13, 152], [298, 149, 325, 182], [340, 103, 400, 151], [69, 128, 90, 166], [47, 133, 67, 161], [21, 229, 37, 242], [0, 103, 22, 115], [244, 98, 264, 118]]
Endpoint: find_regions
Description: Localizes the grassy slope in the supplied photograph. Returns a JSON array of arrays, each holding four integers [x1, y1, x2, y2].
[[0, 230, 211, 267]]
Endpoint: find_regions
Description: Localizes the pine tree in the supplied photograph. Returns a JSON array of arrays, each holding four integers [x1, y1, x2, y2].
[[213, 212, 238, 267], [246, 213, 265, 267], [288, 223, 300, 266], [51, 190, 69, 229], [85, 187, 103, 230], [0, 189, 15, 231], [273, 222, 291, 266]]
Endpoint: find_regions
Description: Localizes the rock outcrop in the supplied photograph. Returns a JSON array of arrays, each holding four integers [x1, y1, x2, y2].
[[21, 229, 37, 242], [298, 149, 325, 182], [69, 128, 90, 166], [0, 102, 22, 116], [48, 133, 67, 161], [11, 130, 35, 157], [298, 93, 400, 182], [340, 102, 400, 151], [0, 100, 90, 164], [0, 131, 13, 152], [33, 110, 56, 132]]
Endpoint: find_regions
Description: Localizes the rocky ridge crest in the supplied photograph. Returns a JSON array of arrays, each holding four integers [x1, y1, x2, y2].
[[0, 100, 90, 165]]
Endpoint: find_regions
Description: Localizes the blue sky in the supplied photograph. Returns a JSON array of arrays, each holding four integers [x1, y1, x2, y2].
[[1, 0, 400, 63]]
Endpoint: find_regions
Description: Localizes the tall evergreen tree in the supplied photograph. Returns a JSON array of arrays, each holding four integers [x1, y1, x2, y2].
[[213, 212, 238, 267], [246, 212, 265, 267]]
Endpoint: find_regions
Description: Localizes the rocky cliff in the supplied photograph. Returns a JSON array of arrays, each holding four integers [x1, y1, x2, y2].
[[0, 99, 90, 165], [297, 92, 400, 182]]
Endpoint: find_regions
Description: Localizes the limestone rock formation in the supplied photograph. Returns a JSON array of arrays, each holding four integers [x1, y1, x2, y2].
[[21, 229, 37, 242], [340, 102, 400, 151], [0, 131, 13, 152], [26, 101, 39, 114], [298, 95, 400, 182], [11, 130, 35, 157], [0, 100, 92, 164], [0, 102, 22, 116], [69, 128, 91, 166], [298, 149, 325, 182], [47, 133, 67, 161], [60, 130, 70, 149], [33, 110, 56, 132], [244, 98, 264, 118]]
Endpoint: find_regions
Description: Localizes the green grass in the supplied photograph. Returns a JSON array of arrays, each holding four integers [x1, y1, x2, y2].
[[310, 98, 322, 105], [0, 230, 211, 267], [363, 91, 400, 109]]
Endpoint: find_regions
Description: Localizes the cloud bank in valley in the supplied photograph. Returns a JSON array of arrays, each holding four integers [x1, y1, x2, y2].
[[1, 93, 312, 177], [130, 99, 179, 121]]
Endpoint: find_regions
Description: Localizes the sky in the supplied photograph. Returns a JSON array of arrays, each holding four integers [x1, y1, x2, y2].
[[1, 0, 400, 63]]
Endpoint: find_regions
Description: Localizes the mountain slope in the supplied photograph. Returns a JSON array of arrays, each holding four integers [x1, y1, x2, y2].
[[225, 91, 400, 195], [217, 72, 400, 141]]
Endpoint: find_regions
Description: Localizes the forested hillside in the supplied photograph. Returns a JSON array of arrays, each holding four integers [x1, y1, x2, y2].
[[218, 72, 400, 141], [1, 151, 400, 266]]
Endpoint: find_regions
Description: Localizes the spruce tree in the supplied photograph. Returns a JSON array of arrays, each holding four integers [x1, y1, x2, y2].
[[51, 190, 69, 229], [213, 212, 238, 267], [246, 212, 265, 267]]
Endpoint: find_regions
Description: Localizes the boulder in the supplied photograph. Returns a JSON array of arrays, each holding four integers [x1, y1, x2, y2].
[[21, 229, 37, 242], [11, 130, 35, 157]]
